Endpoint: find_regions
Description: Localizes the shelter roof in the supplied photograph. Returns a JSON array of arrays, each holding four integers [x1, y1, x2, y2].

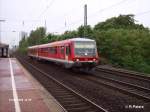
[[0, 43, 9, 48]]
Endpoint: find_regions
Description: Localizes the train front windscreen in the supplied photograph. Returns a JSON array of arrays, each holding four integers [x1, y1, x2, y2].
[[74, 41, 97, 57]]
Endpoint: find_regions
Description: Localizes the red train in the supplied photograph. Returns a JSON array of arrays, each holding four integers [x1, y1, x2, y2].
[[28, 38, 99, 69]]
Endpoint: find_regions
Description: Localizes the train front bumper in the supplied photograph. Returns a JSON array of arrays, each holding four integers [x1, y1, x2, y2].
[[73, 61, 98, 68]]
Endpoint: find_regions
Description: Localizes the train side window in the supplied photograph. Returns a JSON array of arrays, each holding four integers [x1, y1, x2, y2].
[[44, 48, 48, 52], [66, 46, 70, 55], [49, 47, 57, 54], [41, 48, 46, 53]]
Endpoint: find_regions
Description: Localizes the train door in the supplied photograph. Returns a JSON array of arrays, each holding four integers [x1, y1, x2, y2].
[[60, 46, 65, 59], [65, 44, 71, 61]]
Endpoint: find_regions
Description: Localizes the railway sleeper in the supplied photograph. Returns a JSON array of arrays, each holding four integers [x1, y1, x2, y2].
[[52, 90, 68, 93], [59, 99, 84, 104], [63, 103, 89, 108], [63, 102, 87, 106], [55, 94, 74, 98], [50, 91, 71, 94], [56, 96, 79, 100], [66, 106, 92, 112], [52, 92, 72, 96], [51, 88, 65, 91]]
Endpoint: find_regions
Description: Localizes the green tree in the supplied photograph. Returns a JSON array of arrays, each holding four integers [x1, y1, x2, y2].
[[94, 14, 145, 30], [77, 25, 93, 37], [29, 27, 46, 45], [61, 30, 78, 40]]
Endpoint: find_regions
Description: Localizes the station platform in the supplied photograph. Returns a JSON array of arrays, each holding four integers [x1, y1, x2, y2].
[[0, 58, 64, 112]]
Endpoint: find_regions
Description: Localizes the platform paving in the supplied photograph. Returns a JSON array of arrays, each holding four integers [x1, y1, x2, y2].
[[0, 58, 64, 112]]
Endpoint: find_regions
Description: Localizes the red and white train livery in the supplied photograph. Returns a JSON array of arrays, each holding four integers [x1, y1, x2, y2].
[[28, 38, 99, 69]]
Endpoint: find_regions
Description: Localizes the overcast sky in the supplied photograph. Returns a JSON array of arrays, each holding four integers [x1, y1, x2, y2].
[[0, 0, 150, 47]]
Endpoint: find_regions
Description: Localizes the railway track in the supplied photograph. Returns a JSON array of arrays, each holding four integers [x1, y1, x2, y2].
[[61, 66, 150, 102], [81, 74, 150, 102], [96, 67, 150, 83], [17, 57, 108, 112], [95, 67, 150, 91], [65, 68, 150, 102]]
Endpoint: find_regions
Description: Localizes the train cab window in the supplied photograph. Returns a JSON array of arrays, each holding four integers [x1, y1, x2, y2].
[[66, 46, 71, 55]]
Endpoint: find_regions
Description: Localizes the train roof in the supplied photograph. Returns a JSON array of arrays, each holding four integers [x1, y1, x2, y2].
[[69, 37, 95, 42], [28, 37, 95, 49]]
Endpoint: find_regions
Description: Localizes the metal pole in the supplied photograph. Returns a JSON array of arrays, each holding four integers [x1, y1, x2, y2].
[[84, 4, 87, 37], [45, 20, 47, 32], [0, 22, 1, 43], [84, 4, 87, 26]]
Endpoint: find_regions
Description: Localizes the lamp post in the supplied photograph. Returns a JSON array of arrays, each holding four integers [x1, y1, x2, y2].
[[0, 19, 6, 43], [11, 30, 17, 49], [11, 30, 20, 50]]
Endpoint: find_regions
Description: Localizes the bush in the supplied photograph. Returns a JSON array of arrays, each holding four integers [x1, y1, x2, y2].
[[93, 29, 150, 73]]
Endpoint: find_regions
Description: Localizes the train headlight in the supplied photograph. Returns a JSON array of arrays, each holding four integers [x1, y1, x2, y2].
[[93, 58, 96, 61], [76, 59, 79, 62]]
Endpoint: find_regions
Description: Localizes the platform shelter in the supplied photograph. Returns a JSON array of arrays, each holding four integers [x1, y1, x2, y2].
[[0, 43, 9, 57]]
